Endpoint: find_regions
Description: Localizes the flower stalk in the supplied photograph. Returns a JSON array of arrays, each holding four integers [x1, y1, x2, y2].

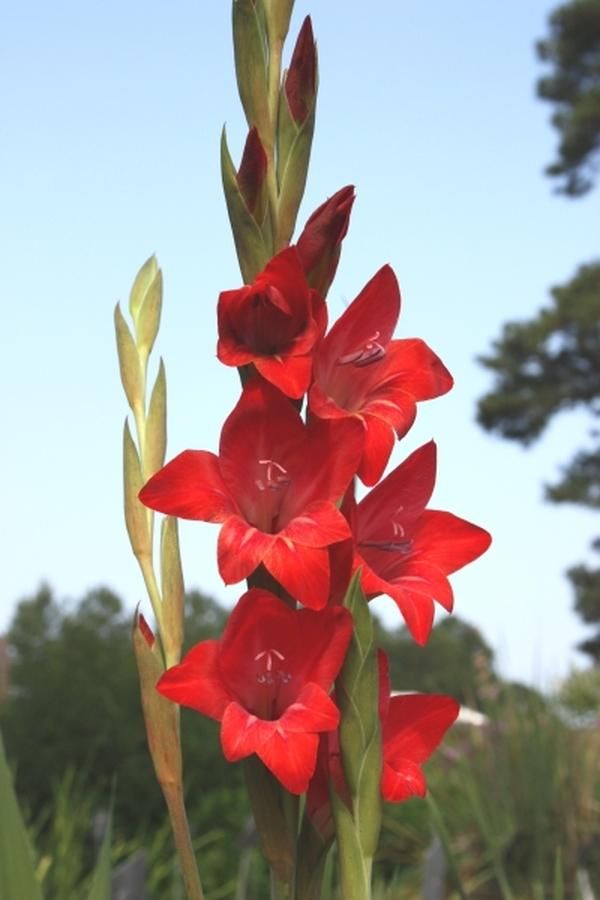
[[116, 259, 203, 899]]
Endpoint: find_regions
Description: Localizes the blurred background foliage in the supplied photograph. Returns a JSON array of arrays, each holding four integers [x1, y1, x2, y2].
[[1, 582, 599, 898]]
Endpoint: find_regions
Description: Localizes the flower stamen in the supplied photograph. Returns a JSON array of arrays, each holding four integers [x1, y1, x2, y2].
[[337, 331, 386, 367], [255, 458, 291, 491]]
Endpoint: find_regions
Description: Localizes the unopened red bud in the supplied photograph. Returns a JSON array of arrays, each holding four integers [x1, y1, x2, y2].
[[285, 16, 317, 124], [296, 186, 355, 297], [138, 611, 156, 649], [237, 127, 268, 218]]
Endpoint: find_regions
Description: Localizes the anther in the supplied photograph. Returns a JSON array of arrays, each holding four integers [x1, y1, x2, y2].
[[255, 459, 291, 492], [337, 332, 386, 367]]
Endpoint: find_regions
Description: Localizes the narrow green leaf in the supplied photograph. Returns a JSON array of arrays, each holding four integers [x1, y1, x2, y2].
[[161, 515, 184, 666], [114, 303, 144, 413], [129, 254, 158, 322], [123, 419, 150, 556], [221, 126, 271, 282], [86, 802, 113, 900], [146, 359, 167, 478], [552, 850, 564, 900], [426, 792, 468, 900], [0, 731, 43, 900]]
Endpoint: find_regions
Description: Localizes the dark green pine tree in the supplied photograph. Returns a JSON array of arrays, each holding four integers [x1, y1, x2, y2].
[[478, 0, 600, 662], [537, 0, 600, 196]]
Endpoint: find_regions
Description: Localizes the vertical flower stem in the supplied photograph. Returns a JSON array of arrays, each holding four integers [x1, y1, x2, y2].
[[163, 782, 206, 900]]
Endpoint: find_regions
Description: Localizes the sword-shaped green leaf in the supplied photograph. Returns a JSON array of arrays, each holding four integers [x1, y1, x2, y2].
[[0, 731, 43, 900], [86, 801, 113, 900]]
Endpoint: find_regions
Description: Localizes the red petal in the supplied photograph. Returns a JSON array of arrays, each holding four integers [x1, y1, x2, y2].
[[220, 702, 320, 794], [411, 510, 492, 574], [381, 759, 427, 803], [381, 339, 453, 400], [279, 682, 340, 733], [357, 442, 437, 540], [357, 414, 395, 486], [217, 516, 276, 584], [282, 501, 351, 548], [384, 694, 460, 763], [255, 354, 312, 398], [315, 266, 400, 385], [139, 450, 236, 521], [219, 379, 306, 517], [157, 641, 231, 719], [264, 541, 330, 609], [280, 417, 364, 522]]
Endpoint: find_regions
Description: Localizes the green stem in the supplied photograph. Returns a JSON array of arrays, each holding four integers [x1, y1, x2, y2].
[[163, 783, 205, 900]]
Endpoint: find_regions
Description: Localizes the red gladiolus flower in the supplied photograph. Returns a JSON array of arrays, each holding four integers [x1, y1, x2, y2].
[[296, 185, 355, 297], [377, 651, 459, 802], [157, 589, 353, 794], [307, 650, 459, 831], [309, 266, 453, 485], [217, 247, 326, 398], [139, 378, 363, 609], [349, 441, 491, 644]]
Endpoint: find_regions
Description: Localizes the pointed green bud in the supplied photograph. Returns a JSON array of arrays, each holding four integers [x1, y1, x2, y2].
[[145, 359, 167, 479], [128, 257, 163, 363], [114, 304, 144, 414], [129, 254, 158, 322], [160, 516, 184, 667], [221, 126, 271, 282], [132, 612, 182, 787], [232, 0, 270, 146], [123, 419, 150, 557], [136, 267, 162, 361]]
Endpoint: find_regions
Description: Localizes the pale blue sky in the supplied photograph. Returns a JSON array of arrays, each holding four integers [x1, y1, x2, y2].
[[2, 1, 598, 686]]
